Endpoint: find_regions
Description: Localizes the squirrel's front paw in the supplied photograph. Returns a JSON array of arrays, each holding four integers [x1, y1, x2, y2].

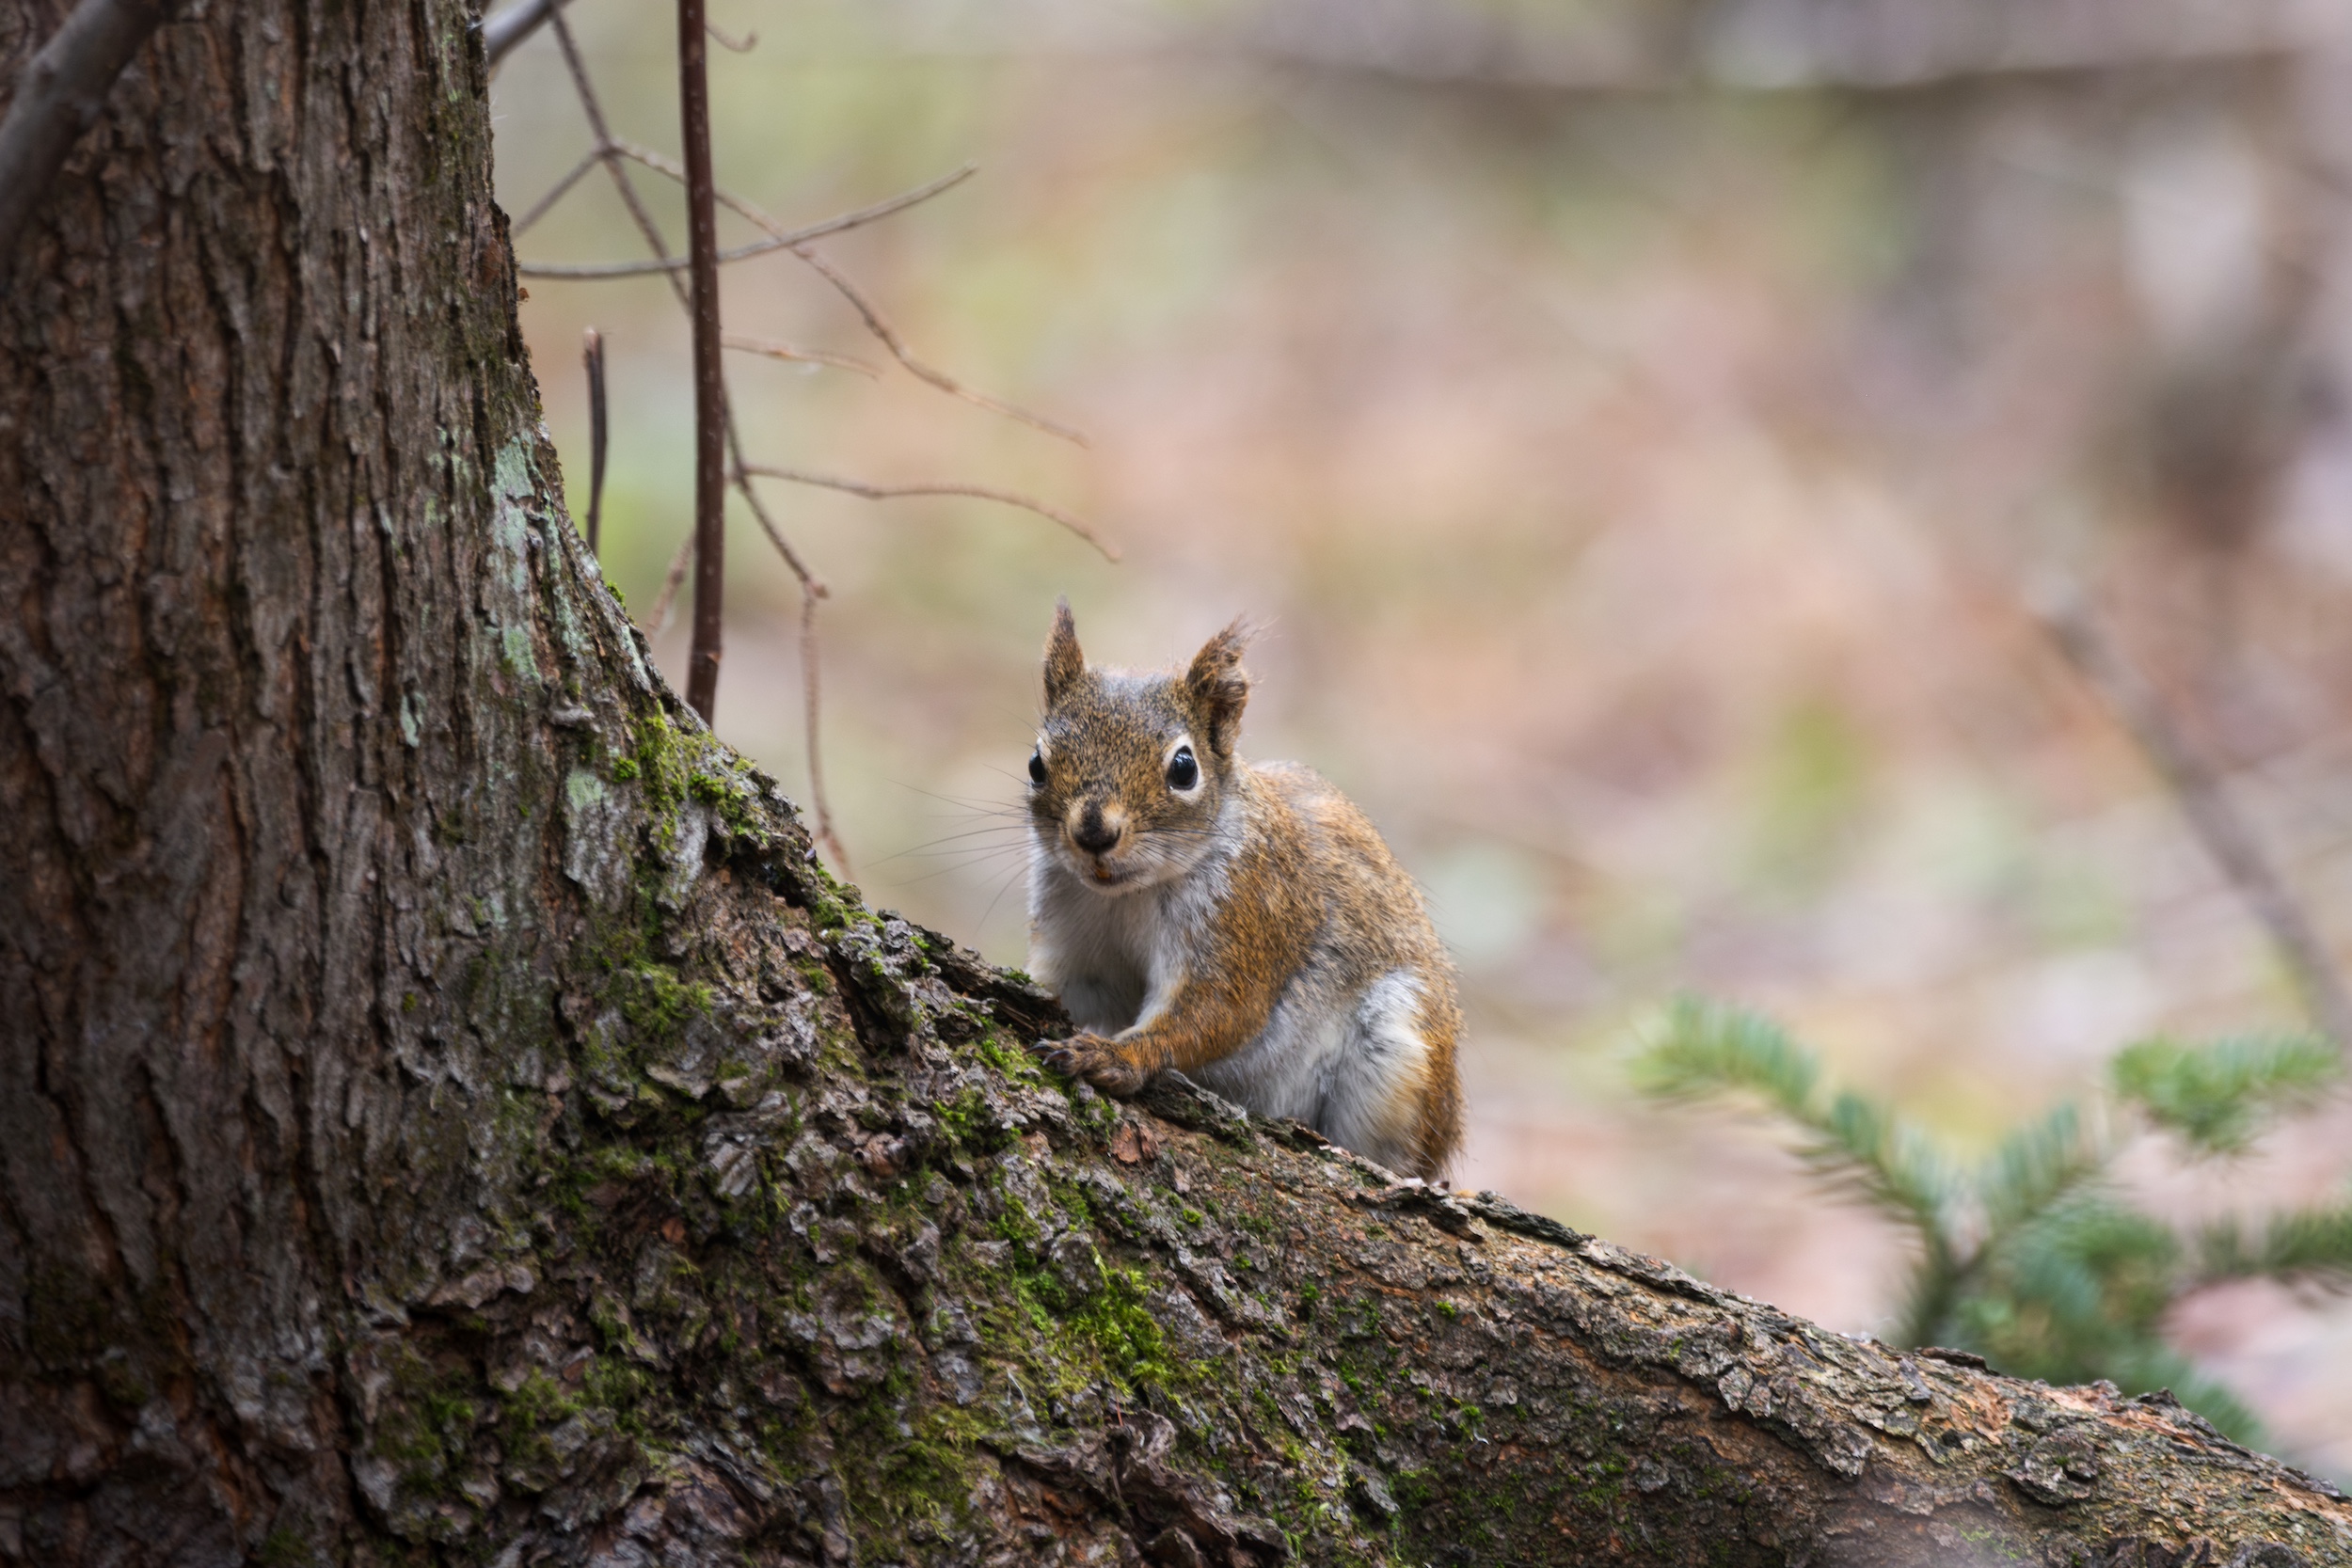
[[1032, 1033, 1151, 1097]]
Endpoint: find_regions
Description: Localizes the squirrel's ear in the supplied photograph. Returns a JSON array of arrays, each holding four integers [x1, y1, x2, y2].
[[1184, 615, 1253, 758], [1043, 596, 1086, 707]]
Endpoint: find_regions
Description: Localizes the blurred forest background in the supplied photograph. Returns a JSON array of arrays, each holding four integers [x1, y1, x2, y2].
[[488, 0, 2352, 1475]]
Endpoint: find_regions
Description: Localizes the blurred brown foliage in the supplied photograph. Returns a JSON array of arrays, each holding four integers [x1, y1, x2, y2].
[[492, 0, 2352, 1474]]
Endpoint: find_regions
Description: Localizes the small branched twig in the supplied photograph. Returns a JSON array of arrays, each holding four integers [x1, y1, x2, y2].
[[706, 19, 755, 53], [739, 464, 1120, 562], [507, 6, 1104, 870], [578, 143, 1088, 447], [0, 0, 175, 262], [787, 245, 1089, 447], [723, 333, 882, 378], [545, 4, 850, 857], [511, 147, 601, 236], [545, 8, 685, 302], [2033, 591, 2352, 1047], [515, 163, 978, 278]]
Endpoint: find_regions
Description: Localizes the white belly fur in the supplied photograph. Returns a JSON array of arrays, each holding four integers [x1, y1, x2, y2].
[[1031, 829, 1433, 1175], [1193, 967, 1432, 1176], [1028, 846, 1195, 1035]]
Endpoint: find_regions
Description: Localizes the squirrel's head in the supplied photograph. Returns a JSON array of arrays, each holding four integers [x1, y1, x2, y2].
[[1027, 598, 1252, 895]]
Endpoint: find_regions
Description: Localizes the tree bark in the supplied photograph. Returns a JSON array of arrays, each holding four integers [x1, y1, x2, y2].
[[2, 2, 2349, 1564]]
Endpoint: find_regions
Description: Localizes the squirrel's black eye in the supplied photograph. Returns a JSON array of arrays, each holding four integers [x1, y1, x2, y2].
[[1028, 749, 1047, 786], [1167, 745, 1199, 791]]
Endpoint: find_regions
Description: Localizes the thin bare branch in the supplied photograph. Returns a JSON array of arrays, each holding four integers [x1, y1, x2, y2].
[[645, 493, 844, 869], [527, 12, 1093, 876], [2035, 591, 2352, 1047], [548, 142, 1082, 448], [736, 474, 847, 869], [547, 7, 689, 309], [707, 19, 755, 53], [0, 0, 173, 261], [483, 0, 568, 66], [516, 164, 977, 278], [649, 529, 695, 635], [740, 463, 1119, 562], [678, 0, 726, 724], [512, 146, 602, 237], [516, 232, 783, 280], [799, 589, 852, 875], [583, 327, 608, 553], [603, 139, 826, 244], [787, 245, 1089, 447], [547, 31, 814, 625], [731, 470, 823, 593], [723, 333, 882, 378]]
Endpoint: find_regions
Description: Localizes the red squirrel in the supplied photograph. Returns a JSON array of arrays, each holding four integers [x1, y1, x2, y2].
[[1023, 601, 1463, 1181]]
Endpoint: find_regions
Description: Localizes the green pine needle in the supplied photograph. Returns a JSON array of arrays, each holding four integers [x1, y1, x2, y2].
[[1634, 998, 2341, 1447], [2110, 1034, 2338, 1156], [2196, 1206, 2352, 1289], [1633, 999, 1955, 1245], [1979, 1102, 2107, 1236], [1631, 996, 1819, 1117]]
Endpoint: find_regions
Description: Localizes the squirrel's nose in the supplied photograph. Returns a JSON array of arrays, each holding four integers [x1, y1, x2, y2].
[[1070, 802, 1121, 855]]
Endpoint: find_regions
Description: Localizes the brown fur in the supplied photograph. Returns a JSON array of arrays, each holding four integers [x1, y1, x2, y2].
[[1025, 601, 1463, 1180]]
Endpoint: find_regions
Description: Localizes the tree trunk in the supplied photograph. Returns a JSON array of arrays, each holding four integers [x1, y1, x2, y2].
[[2, 3, 2348, 1564]]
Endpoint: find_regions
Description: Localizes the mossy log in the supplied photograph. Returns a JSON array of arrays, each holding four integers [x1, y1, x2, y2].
[[3, 0, 2351, 1563]]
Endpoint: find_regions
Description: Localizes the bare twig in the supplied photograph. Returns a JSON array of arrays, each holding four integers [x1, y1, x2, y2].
[[520, 13, 1093, 876], [707, 19, 756, 53], [582, 328, 609, 554], [650, 531, 695, 634], [0, 0, 173, 262], [739, 463, 1120, 562], [596, 139, 869, 248], [729, 456, 848, 868], [533, 10, 866, 868], [729, 455, 823, 591], [645, 478, 849, 865], [2036, 592, 2352, 1047], [512, 147, 602, 237], [678, 0, 725, 723], [723, 333, 882, 378], [545, 15, 794, 594], [516, 164, 977, 278], [799, 590, 852, 875], [483, 0, 568, 66], [547, 8, 687, 305], [725, 423, 858, 863], [548, 143, 1082, 445], [788, 245, 1089, 447]]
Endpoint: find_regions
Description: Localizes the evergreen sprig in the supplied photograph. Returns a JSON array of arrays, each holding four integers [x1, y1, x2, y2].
[[1633, 999, 1956, 1243], [1632, 999, 2349, 1445], [2109, 1034, 2337, 1156], [2195, 1207, 2352, 1289]]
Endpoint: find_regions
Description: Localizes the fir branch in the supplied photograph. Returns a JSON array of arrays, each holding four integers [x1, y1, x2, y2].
[[1634, 1000, 1957, 1250], [2111, 1034, 2338, 1156], [1978, 1102, 2108, 1236], [2195, 1206, 2352, 1291]]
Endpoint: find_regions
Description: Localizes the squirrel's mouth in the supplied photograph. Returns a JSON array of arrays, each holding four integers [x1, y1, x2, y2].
[[1064, 840, 1140, 890]]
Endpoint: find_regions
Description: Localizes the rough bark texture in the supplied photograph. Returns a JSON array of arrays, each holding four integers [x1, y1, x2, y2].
[[4, 2, 2352, 1565]]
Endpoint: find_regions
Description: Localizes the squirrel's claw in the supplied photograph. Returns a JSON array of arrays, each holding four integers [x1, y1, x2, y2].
[[1031, 1033, 1149, 1097]]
